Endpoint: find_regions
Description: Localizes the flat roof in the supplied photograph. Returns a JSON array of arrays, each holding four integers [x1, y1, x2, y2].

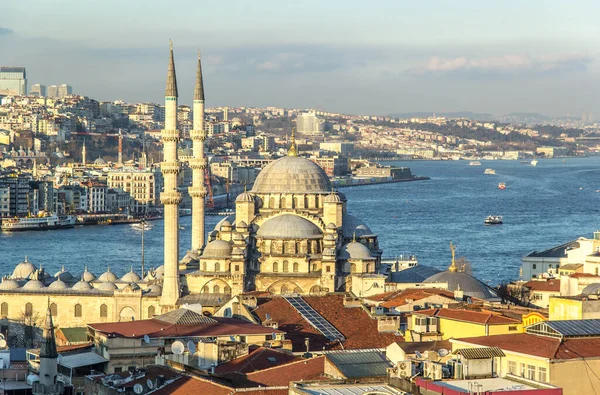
[[435, 377, 537, 392], [60, 351, 108, 369], [294, 383, 403, 395]]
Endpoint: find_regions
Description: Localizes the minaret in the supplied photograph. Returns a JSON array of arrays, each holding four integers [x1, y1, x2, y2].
[[189, 51, 207, 252], [32, 306, 64, 395], [160, 40, 182, 308], [82, 139, 86, 165]]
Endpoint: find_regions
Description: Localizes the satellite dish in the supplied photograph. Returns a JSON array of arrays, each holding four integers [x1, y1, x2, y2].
[[133, 383, 144, 394], [171, 341, 185, 355], [265, 313, 271, 321], [415, 351, 423, 359], [272, 332, 277, 340], [187, 340, 196, 354], [57, 354, 63, 364], [143, 335, 150, 344], [0, 339, 6, 348], [147, 379, 154, 389], [438, 349, 449, 357], [229, 335, 236, 342]]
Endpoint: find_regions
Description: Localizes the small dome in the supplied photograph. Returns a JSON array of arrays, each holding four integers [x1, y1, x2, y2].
[[155, 265, 165, 275], [98, 282, 118, 291], [324, 192, 343, 203], [147, 284, 162, 294], [49, 280, 69, 290], [0, 278, 20, 290], [80, 267, 96, 282], [326, 223, 338, 230], [121, 269, 141, 283], [94, 157, 107, 165], [340, 242, 374, 260], [324, 234, 336, 241], [583, 283, 600, 295], [424, 271, 496, 300], [98, 268, 118, 282], [202, 240, 232, 258], [257, 215, 322, 240], [233, 233, 244, 241], [237, 221, 248, 228], [23, 280, 45, 291], [236, 191, 254, 203], [232, 247, 244, 255], [342, 214, 373, 238], [12, 257, 37, 279], [54, 266, 74, 282], [222, 220, 232, 228], [124, 283, 140, 291], [72, 280, 93, 291], [251, 156, 333, 194]]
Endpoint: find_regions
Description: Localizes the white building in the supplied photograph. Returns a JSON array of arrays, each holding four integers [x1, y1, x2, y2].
[[297, 111, 325, 135]]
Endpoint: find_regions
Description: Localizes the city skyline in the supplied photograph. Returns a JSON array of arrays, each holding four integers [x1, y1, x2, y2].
[[1, 0, 599, 116]]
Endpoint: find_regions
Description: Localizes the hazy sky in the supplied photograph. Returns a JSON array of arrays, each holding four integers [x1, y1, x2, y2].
[[1, 0, 599, 116]]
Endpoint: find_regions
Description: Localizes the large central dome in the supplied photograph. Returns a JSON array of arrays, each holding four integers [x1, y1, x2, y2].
[[252, 156, 332, 194]]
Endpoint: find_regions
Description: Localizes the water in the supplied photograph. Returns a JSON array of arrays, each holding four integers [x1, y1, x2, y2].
[[2, 157, 599, 285]]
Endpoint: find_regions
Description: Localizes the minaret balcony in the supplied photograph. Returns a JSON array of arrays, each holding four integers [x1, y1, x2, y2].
[[160, 191, 182, 205], [160, 161, 180, 175], [188, 157, 207, 170], [161, 129, 181, 142], [189, 186, 207, 198], [190, 129, 207, 140]]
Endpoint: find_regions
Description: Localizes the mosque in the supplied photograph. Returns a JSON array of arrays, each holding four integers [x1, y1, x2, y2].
[[0, 42, 389, 333]]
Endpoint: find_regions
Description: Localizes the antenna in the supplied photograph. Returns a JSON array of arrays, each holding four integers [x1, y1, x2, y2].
[[143, 335, 150, 344], [133, 383, 144, 394], [171, 341, 185, 355], [187, 340, 196, 354]]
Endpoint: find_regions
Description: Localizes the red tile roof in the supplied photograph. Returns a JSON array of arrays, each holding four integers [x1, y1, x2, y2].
[[245, 356, 327, 387], [524, 279, 560, 292], [415, 308, 520, 325], [453, 333, 600, 360], [254, 295, 402, 352], [214, 347, 299, 375], [380, 288, 456, 308], [570, 273, 600, 278], [88, 317, 283, 339]]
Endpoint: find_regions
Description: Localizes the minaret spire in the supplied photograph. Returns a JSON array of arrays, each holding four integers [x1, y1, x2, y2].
[[288, 127, 298, 156], [33, 306, 63, 395], [40, 306, 58, 359], [165, 39, 178, 98], [194, 50, 205, 101]]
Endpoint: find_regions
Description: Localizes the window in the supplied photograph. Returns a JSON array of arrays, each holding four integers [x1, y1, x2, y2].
[[281, 285, 289, 294], [539, 367, 547, 382], [148, 306, 155, 318], [508, 361, 517, 374], [213, 285, 220, 293], [114, 367, 123, 373], [534, 294, 543, 300], [214, 262, 220, 272], [293, 262, 299, 273], [532, 264, 537, 270], [273, 262, 279, 272], [202, 262, 207, 271], [326, 266, 331, 273], [235, 265, 240, 272], [527, 365, 535, 380], [351, 263, 356, 273], [100, 304, 108, 318], [74, 304, 82, 318], [0, 302, 7, 317], [224, 285, 231, 294], [25, 303, 33, 317], [520, 363, 526, 377], [508, 326, 518, 331], [202, 286, 209, 293], [50, 303, 57, 317], [283, 261, 289, 272]]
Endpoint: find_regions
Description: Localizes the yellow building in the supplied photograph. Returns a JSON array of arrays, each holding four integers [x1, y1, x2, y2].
[[549, 294, 600, 320]]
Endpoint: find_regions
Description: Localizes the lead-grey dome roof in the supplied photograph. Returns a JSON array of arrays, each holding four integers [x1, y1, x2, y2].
[[72, 280, 93, 291], [202, 240, 233, 258], [0, 278, 20, 290], [12, 257, 37, 279], [49, 279, 69, 290], [23, 279, 45, 290], [340, 241, 374, 260], [583, 283, 600, 295], [342, 214, 375, 239], [424, 271, 496, 300], [251, 156, 332, 194], [98, 268, 118, 282], [257, 214, 322, 240]]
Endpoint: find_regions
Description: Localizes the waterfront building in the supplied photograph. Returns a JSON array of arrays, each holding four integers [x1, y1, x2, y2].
[[0, 172, 30, 216], [106, 168, 160, 214], [81, 180, 108, 213], [0, 67, 27, 96], [355, 165, 412, 179]]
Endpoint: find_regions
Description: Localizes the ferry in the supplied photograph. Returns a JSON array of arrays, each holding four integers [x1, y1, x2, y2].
[[498, 182, 506, 190], [531, 159, 538, 166], [484, 168, 496, 175], [130, 222, 153, 231], [1, 214, 76, 232], [484, 215, 503, 225], [469, 161, 481, 166]]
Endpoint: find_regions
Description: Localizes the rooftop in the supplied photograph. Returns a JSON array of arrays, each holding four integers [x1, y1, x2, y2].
[[413, 308, 521, 325], [523, 279, 560, 292], [524, 240, 579, 258], [214, 346, 299, 375], [324, 349, 393, 378]]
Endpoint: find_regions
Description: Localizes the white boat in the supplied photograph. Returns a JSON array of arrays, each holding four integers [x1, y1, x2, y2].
[[469, 161, 481, 166], [531, 159, 538, 166], [484, 215, 503, 225], [130, 222, 153, 231], [484, 168, 496, 175], [1, 214, 76, 232]]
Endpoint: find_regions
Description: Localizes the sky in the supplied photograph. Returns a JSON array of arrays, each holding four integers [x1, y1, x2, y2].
[[1, 0, 599, 117]]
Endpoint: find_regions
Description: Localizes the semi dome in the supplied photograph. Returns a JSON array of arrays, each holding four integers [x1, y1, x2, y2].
[[121, 269, 141, 283], [202, 240, 233, 258], [257, 214, 322, 240], [251, 156, 332, 194], [49, 279, 69, 290], [340, 241, 374, 260], [98, 282, 118, 291], [23, 280, 45, 291], [0, 277, 20, 290], [12, 257, 37, 279], [98, 268, 118, 282], [424, 271, 496, 300], [54, 266, 74, 282], [72, 280, 93, 291]]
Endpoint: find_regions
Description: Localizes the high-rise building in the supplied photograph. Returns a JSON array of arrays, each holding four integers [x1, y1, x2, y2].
[[296, 111, 325, 135], [0, 67, 27, 96], [47, 85, 59, 98], [30, 83, 46, 97], [58, 84, 72, 97]]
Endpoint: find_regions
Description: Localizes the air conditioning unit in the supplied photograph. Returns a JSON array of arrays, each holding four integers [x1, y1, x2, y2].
[[424, 362, 443, 380], [454, 362, 463, 379], [397, 360, 412, 378]]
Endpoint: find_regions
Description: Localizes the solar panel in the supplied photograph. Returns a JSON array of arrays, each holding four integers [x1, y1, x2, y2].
[[546, 319, 600, 337], [284, 296, 345, 342]]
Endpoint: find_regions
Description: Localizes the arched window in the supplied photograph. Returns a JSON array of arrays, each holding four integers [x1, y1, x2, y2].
[[148, 306, 156, 318], [100, 304, 108, 318], [273, 262, 279, 272], [213, 285, 220, 293], [293, 287, 302, 294], [304, 196, 310, 208], [224, 285, 232, 294], [293, 262, 299, 273], [281, 285, 290, 294], [293, 196, 299, 208], [269, 197, 275, 208], [366, 263, 373, 272], [283, 261, 289, 272], [281, 196, 287, 208], [202, 262, 207, 271], [25, 303, 33, 317], [50, 303, 57, 317], [202, 286, 209, 293], [1, 302, 8, 317], [215, 262, 220, 272], [74, 304, 82, 318], [312, 263, 318, 272], [351, 263, 356, 273]]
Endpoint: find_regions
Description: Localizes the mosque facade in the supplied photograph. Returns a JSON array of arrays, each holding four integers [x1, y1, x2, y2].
[[0, 42, 385, 336]]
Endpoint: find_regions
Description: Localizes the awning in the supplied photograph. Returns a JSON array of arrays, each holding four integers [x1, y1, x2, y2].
[[59, 352, 108, 369], [452, 347, 505, 359]]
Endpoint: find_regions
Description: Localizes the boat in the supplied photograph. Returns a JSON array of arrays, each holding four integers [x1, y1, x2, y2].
[[469, 161, 481, 166], [498, 182, 506, 190], [179, 225, 186, 230], [484, 168, 496, 175], [130, 222, 153, 231], [531, 159, 538, 166], [1, 214, 76, 232], [484, 215, 503, 225]]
